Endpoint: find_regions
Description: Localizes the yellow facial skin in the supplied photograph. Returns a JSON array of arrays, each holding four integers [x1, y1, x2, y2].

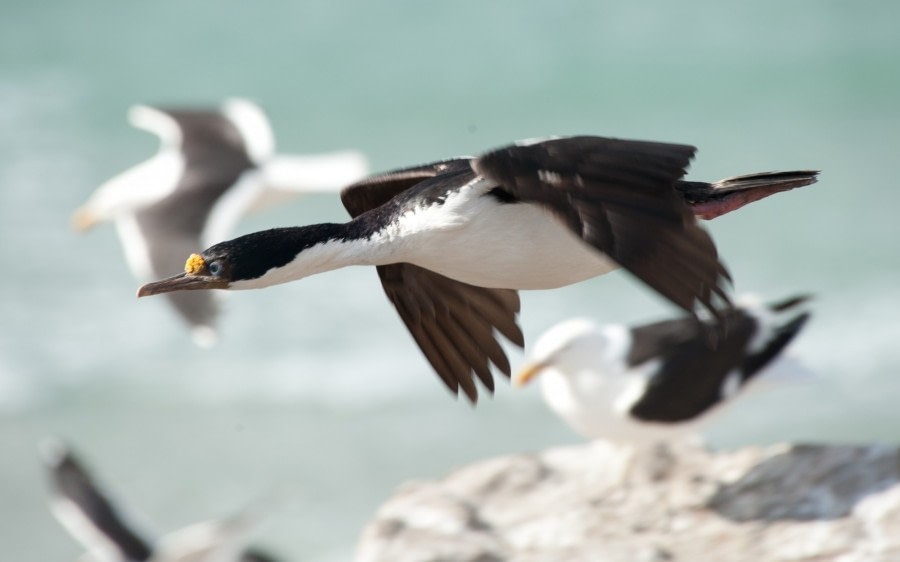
[[184, 253, 207, 275], [137, 253, 228, 297], [514, 361, 549, 387]]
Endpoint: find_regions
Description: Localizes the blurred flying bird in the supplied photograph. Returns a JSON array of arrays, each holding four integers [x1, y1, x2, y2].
[[40, 437, 278, 562], [74, 98, 369, 346]]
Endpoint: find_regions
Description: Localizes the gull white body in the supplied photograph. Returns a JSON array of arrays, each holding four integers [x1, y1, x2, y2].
[[534, 322, 698, 445]]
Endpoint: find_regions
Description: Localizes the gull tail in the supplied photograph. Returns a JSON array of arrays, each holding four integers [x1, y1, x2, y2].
[[678, 170, 819, 220], [740, 294, 813, 382]]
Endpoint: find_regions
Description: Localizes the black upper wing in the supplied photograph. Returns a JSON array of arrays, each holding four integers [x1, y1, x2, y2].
[[340, 159, 524, 403], [625, 315, 701, 366], [627, 309, 757, 422], [473, 136, 731, 316], [44, 441, 153, 561]]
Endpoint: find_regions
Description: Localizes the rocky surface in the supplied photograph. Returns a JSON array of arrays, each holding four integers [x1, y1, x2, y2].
[[355, 441, 900, 562]]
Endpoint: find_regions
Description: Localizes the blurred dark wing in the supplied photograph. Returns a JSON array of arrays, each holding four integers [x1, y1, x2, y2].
[[378, 263, 523, 403], [627, 310, 756, 422], [626, 315, 703, 366], [341, 159, 524, 402], [473, 136, 731, 315], [241, 548, 281, 562], [44, 443, 152, 562]]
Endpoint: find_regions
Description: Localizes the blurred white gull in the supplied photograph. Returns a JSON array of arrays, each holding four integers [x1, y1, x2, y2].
[[40, 438, 278, 562], [73, 98, 369, 346], [516, 294, 813, 446]]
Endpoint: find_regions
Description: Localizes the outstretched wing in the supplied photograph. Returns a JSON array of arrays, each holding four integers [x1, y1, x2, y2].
[[377, 264, 523, 403], [41, 439, 153, 562], [473, 136, 731, 316], [340, 159, 524, 403]]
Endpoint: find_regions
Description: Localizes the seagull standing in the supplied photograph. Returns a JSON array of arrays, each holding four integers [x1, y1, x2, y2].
[[515, 295, 812, 444]]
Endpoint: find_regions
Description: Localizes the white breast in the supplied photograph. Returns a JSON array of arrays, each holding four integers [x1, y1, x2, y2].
[[541, 367, 696, 445], [390, 178, 619, 290]]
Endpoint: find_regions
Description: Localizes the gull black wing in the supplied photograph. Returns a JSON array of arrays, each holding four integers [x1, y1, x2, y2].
[[340, 158, 524, 403], [628, 295, 812, 422], [473, 136, 731, 316], [43, 441, 153, 562], [135, 106, 257, 215], [625, 315, 701, 367], [627, 309, 758, 423]]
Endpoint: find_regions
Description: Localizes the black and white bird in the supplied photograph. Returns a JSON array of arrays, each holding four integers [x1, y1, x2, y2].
[[40, 438, 277, 562], [514, 295, 812, 444], [74, 98, 369, 346], [137, 135, 817, 402]]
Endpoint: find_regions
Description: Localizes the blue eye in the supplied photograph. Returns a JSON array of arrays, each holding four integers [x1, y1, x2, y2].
[[208, 261, 223, 276]]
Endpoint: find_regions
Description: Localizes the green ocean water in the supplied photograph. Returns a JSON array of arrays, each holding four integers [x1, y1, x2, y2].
[[1, 1, 899, 560]]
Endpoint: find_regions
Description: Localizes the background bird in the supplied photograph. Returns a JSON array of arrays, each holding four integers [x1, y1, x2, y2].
[[40, 438, 277, 562], [137, 135, 817, 402], [515, 294, 813, 445], [73, 98, 370, 346]]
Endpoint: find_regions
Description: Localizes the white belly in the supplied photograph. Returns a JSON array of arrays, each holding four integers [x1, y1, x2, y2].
[[541, 369, 695, 445], [394, 183, 619, 290]]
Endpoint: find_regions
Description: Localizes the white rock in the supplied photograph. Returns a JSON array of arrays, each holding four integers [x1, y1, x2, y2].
[[356, 442, 900, 562]]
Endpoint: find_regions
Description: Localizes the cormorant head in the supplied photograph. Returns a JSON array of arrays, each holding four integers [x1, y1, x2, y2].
[[136, 250, 234, 297], [137, 225, 348, 297]]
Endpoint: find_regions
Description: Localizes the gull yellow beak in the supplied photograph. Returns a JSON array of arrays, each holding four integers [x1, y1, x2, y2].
[[71, 207, 99, 232], [514, 361, 549, 387]]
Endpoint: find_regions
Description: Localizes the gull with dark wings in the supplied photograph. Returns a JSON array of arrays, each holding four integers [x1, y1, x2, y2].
[[515, 294, 813, 444], [75, 98, 369, 346], [137, 135, 817, 402]]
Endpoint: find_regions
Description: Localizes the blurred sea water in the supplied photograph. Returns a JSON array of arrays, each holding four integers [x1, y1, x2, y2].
[[2, 1, 899, 560]]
